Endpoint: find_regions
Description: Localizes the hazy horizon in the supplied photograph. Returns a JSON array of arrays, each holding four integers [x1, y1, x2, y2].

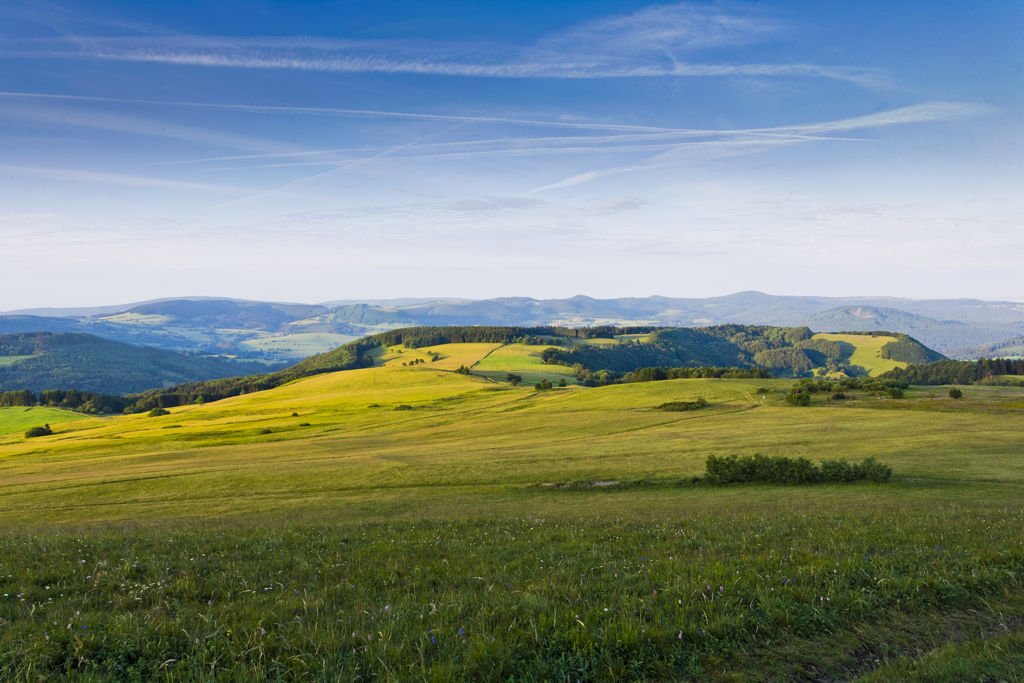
[[2, 1, 1021, 309], [5, 288, 1024, 316]]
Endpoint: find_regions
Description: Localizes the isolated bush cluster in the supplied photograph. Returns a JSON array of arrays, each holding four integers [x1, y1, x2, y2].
[[657, 398, 709, 412], [704, 454, 892, 485], [24, 424, 52, 438]]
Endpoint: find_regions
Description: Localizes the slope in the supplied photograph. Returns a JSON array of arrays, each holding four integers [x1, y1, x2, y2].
[[0, 333, 272, 394]]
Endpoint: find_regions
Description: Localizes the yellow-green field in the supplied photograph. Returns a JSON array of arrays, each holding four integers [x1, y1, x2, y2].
[[1, 343, 1022, 679], [469, 342, 579, 384], [1, 346, 1019, 523], [0, 355, 32, 366], [814, 332, 907, 375]]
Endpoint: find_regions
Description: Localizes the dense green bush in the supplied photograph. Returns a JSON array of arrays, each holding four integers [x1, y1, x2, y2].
[[785, 390, 811, 406], [949, 388, 963, 399], [147, 407, 170, 417], [657, 398, 708, 412], [704, 454, 892, 485], [24, 424, 52, 438]]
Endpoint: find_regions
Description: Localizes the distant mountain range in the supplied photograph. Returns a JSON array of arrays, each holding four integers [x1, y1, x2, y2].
[[2, 292, 1023, 361]]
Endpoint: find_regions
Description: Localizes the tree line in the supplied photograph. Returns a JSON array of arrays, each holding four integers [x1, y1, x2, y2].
[[0, 389, 130, 414], [882, 358, 1024, 385]]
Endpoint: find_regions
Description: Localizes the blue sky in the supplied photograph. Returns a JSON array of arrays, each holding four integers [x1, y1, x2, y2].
[[0, 1, 1021, 308]]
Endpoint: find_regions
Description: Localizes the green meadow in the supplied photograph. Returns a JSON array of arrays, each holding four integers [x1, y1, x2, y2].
[[0, 406, 91, 436], [1, 342, 1023, 680]]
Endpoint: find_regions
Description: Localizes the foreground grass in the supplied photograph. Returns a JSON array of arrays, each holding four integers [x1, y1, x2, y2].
[[1, 343, 1023, 679], [3, 498, 1022, 681]]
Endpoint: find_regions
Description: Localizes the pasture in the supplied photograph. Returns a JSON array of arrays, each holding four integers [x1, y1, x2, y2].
[[1, 343, 1022, 680], [813, 333, 906, 376]]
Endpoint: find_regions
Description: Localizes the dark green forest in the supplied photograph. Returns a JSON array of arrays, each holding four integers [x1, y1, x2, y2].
[[0, 333, 274, 395]]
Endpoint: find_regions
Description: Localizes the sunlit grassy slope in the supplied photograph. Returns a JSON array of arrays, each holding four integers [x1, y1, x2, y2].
[[813, 332, 907, 375], [0, 406, 91, 435], [1, 342, 1020, 523], [1, 342, 1023, 679], [470, 342, 578, 384]]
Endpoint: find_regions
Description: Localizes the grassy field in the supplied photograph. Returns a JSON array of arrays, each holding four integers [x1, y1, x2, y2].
[[470, 343, 579, 384], [0, 406, 92, 435], [814, 332, 907, 376], [0, 355, 32, 367], [1, 343, 1022, 679]]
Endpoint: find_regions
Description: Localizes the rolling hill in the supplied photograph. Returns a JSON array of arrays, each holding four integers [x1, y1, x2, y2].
[[1, 339, 1023, 679], [123, 325, 943, 416], [0, 332, 276, 394], [2, 292, 1020, 360]]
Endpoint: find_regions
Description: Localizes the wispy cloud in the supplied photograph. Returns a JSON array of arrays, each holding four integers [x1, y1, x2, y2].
[[761, 101, 999, 135], [2, 3, 885, 86], [535, 2, 782, 55], [0, 101, 297, 153], [0, 164, 251, 193], [0, 90, 695, 133], [529, 102, 997, 193]]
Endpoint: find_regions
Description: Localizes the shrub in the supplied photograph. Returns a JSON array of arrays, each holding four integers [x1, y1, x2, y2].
[[785, 391, 811, 406], [704, 454, 892, 485], [535, 379, 553, 391], [949, 388, 963, 399], [831, 392, 847, 400], [854, 457, 893, 483], [506, 373, 522, 386], [657, 398, 709, 412], [24, 424, 52, 438], [393, 404, 414, 411], [147, 407, 170, 417]]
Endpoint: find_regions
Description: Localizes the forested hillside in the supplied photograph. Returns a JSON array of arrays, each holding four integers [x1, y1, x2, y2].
[[0, 333, 274, 394]]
